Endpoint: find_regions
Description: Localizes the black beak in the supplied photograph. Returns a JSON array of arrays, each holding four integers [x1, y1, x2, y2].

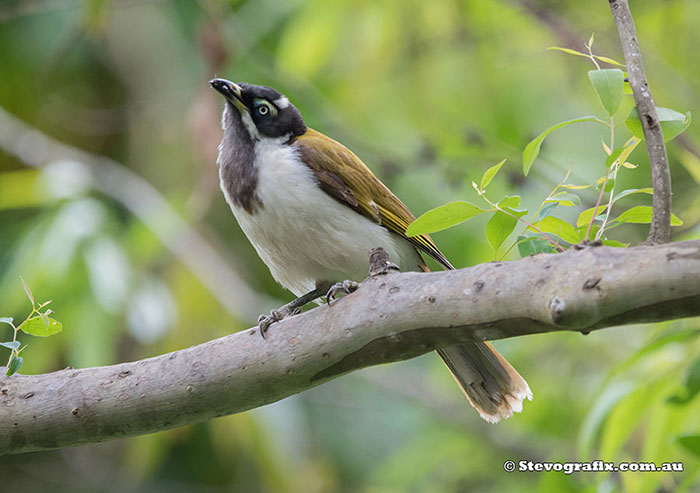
[[209, 78, 247, 110]]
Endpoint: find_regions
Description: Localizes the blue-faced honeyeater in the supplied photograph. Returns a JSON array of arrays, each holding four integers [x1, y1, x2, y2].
[[210, 78, 531, 422]]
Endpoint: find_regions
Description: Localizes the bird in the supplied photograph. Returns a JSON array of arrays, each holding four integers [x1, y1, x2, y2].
[[209, 78, 532, 422]]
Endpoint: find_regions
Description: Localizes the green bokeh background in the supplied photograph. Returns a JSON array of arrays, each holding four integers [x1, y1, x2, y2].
[[1, 0, 700, 491]]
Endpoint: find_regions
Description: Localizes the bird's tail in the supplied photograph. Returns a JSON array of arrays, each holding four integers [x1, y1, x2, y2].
[[437, 341, 532, 423]]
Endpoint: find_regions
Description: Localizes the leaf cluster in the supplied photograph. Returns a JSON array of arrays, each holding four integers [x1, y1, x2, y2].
[[1, 278, 63, 376], [407, 36, 690, 260]]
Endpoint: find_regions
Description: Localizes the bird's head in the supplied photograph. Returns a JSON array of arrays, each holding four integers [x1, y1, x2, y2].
[[209, 78, 306, 142]]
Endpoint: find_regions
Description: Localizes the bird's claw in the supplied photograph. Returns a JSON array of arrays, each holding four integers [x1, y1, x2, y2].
[[257, 309, 284, 339], [257, 305, 305, 339], [326, 280, 359, 305], [573, 239, 603, 250]]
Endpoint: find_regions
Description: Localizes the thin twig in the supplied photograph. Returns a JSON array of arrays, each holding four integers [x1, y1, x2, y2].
[[595, 162, 620, 241], [499, 166, 572, 260], [474, 187, 566, 253], [585, 168, 610, 242], [594, 117, 617, 241], [609, 0, 672, 244], [507, 209, 566, 253]]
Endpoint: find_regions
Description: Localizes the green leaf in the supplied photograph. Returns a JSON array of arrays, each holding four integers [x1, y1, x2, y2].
[[39, 311, 49, 329], [561, 183, 591, 190], [6, 354, 22, 376], [677, 435, 700, 457], [538, 202, 559, 220], [0, 341, 20, 350], [545, 191, 580, 207], [534, 216, 579, 244], [596, 177, 615, 192], [486, 212, 518, 253], [614, 206, 652, 224], [611, 137, 641, 170], [611, 187, 653, 204], [523, 116, 602, 176], [406, 201, 488, 236], [497, 195, 521, 209], [614, 206, 683, 226], [594, 55, 625, 67], [503, 207, 528, 218], [480, 159, 506, 189], [605, 147, 626, 168], [517, 235, 555, 257], [578, 223, 600, 242], [547, 46, 589, 59], [21, 277, 34, 306], [0, 317, 13, 326], [625, 107, 691, 142], [19, 316, 63, 337], [588, 69, 624, 116], [577, 207, 605, 228]]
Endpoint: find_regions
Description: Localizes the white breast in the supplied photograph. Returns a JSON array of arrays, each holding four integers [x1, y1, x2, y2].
[[220, 139, 421, 297]]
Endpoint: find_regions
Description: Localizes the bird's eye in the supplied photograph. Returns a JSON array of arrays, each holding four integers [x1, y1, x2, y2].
[[253, 98, 277, 118]]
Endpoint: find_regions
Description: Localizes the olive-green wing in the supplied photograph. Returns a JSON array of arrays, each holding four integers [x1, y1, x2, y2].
[[295, 128, 454, 270]]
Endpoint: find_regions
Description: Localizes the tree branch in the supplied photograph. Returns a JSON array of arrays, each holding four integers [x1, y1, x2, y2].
[[3, 240, 700, 455], [609, 0, 672, 244]]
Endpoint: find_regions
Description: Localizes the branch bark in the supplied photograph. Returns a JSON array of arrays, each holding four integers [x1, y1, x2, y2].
[[609, 0, 672, 244], [3, 240, 700, 455]]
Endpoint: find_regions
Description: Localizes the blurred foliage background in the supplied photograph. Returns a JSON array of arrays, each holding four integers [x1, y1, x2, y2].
[[1, 0, 700, 491]]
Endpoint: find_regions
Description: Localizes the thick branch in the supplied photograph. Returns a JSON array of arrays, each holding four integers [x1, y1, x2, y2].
[[2, 240, 700, 455], [609, 0, 672, 244]]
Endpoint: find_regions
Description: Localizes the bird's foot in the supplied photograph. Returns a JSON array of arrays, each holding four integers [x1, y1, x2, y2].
[[256, 286, 328, 339], [257, 309, 282, 339], [573, 239, 603, 250], [326, 280, 359, 305], [257, 305, 302, 339]]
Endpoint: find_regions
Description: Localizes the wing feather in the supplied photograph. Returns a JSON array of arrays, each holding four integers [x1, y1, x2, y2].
[[295, 129, 454, 270]]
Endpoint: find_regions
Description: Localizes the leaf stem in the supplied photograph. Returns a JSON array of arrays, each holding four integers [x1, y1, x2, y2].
[[499, 166, 572, 259], [5, 324, 19, 369], [595, 162, 620, 241], [584, 118, 615, 241], [475, 188, 566, 254], [586, 41, 601, 70], [5, 303, 41, 370]]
